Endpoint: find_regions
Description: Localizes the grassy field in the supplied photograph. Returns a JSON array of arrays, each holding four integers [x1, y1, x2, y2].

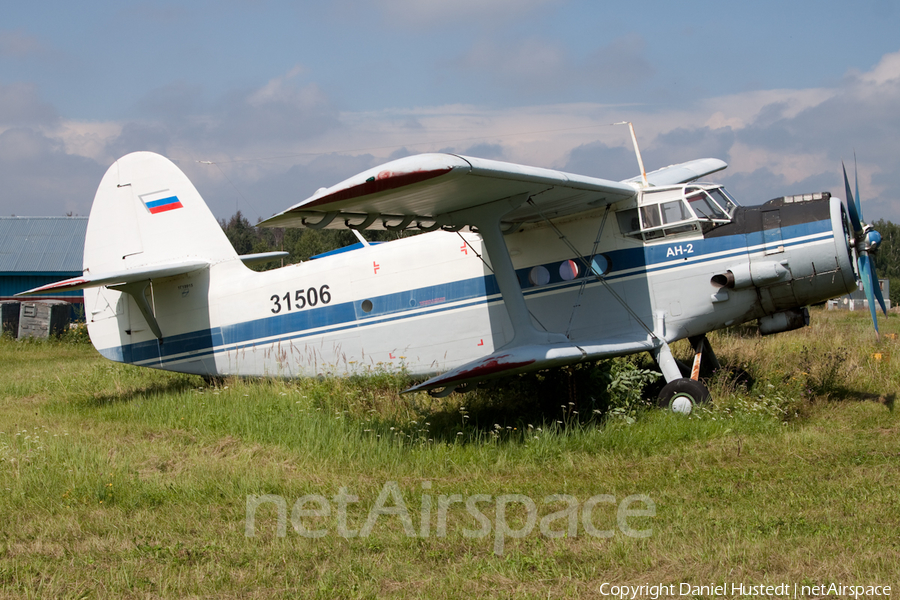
[[0, 309, 898, 599]]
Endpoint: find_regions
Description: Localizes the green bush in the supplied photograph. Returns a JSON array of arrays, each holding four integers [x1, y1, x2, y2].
[[61, 322, 91, 345]]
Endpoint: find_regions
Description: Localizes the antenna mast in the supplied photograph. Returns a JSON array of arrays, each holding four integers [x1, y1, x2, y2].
[[616, 122, 648, 187]]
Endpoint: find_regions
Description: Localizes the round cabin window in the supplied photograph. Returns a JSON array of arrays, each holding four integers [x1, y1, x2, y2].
[[559, 260, 579, 281], [528, 266, 550, 286]]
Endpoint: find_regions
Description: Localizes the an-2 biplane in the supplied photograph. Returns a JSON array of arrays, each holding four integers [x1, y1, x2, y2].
[[20, 127, 887, 413]]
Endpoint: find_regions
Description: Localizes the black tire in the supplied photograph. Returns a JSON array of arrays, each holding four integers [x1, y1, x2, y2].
[[657, 378, 710, 414]]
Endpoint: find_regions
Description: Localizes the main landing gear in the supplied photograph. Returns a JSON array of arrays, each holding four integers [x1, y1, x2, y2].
[[658, 378, 710, 414], [653, 335, 717, 414]]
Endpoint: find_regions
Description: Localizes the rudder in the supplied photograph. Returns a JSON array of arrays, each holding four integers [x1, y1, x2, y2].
[[83, 151, 238, 275]]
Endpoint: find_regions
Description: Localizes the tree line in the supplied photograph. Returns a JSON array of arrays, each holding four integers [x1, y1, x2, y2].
[[219, 211, 408, 270], [871, 219, 900, 308], [221, 211, 900, 307]]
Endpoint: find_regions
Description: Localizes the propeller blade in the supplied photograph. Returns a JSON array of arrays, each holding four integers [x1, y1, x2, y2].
[[858, 253, 880, 334], [868, 257, 889, 317], [854, 153, 864, 223], [843, 162, 863, 234]]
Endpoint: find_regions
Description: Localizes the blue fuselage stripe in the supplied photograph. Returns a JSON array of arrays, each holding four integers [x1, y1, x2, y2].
[[113, 218, 833, 367]]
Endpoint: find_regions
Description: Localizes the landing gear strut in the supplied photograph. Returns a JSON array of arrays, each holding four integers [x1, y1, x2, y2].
[[652, 335, 717, 414]]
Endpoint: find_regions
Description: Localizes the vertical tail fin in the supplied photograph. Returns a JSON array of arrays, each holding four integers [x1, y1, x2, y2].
[[84, 151, 237, 274], [18, 152, 237, 371]]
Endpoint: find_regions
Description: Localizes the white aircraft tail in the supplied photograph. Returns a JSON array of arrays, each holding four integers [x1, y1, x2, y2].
[[84, 151, 238, 273], [19, 152, 239, 298], [18, 152, 241, 357]]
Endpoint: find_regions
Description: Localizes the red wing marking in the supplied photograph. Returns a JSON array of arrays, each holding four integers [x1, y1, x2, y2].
[[300, 168, 453, 208], [45, 279, 86, 290], [433, 355, 536, 386]]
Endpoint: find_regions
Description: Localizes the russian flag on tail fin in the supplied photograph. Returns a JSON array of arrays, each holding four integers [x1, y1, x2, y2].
[[142, 194, 183, 214]]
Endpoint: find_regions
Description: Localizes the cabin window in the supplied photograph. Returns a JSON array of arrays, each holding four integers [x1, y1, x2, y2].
[[591, 255, 610, 275], [528, 266, 550, 286], [640, 205, 662, 229], [661, 199, 691, 224], [616, 208, 640, 235], [559, 260, 579, 281]]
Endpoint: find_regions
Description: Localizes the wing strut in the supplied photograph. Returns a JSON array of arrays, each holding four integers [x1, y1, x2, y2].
[[566, 204, 611, 336], [525, 198, 660, 342], [110, 280, 163, 340], [449, 194, 568, 349]]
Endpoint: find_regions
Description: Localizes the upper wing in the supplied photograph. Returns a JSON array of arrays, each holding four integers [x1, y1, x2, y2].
[[260, 153, 639, 230], [259, 154, 728, 231], [627, 158, 727, 187]]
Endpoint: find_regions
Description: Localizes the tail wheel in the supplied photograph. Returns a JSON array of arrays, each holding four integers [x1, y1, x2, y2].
[[657, 378, 710, 414]]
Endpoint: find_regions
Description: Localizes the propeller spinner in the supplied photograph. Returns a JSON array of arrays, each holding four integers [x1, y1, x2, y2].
[[842, 159, 888, 334]]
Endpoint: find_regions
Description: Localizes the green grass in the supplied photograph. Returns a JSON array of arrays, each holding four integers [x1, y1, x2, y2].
[[1, 310, 898, 598]]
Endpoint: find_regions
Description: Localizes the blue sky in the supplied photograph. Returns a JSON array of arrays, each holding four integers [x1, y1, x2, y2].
[[3, 0, 900, 224]]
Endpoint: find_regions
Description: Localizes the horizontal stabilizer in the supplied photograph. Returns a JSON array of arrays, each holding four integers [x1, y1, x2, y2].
[[405, 338, 658, 394], [15, 259, 209, 296], [239, 251, 289, 266]]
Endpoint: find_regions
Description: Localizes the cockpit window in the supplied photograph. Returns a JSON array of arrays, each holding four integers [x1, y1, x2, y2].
[[618, 183, 738, 242], [661, 199, 691, 224], [616, 208, 640, 235], [687, 191, 727, 220], [640, 204, 662, 229], [708, 188, 738, 216]]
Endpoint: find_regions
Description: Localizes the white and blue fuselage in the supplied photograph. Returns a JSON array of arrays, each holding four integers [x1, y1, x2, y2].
[[86, 190, 855, 383], [23, 151, 860, 395]]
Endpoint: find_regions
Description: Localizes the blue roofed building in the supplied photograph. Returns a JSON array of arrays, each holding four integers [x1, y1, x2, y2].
[[0, 217, 87, 316]]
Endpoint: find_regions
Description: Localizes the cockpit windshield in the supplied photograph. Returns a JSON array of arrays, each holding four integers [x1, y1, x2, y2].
[[616, 184, 739, 241], [707, 187, 738, 216], [687, 190, 727, 220]]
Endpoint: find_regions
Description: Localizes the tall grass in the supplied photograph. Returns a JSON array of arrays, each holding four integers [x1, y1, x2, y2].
[[0, 308, 898, 598]]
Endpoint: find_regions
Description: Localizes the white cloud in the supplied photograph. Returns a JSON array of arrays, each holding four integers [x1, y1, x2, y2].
[[858, 50, 900, 85], [9, 47, 900, 225], [0, 127, 103, 216], [248, 65, 311, 105], [53, 120, 123, 163]]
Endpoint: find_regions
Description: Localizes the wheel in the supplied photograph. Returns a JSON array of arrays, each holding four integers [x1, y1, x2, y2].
[[657, 378, 710, 414]]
